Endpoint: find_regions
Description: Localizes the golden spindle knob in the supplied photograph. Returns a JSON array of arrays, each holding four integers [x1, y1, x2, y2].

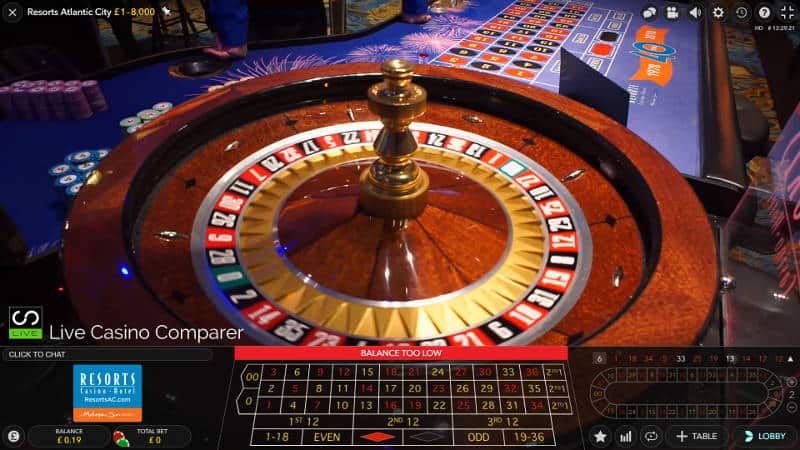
[[382, 59, 414, 91], [359, 60, 429, 219]]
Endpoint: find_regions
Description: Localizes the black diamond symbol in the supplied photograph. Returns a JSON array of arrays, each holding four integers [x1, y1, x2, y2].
[[522, 137, 536, 146], [284, 115, 298, 127], [184, 178, 196, 189], [409, 431, 444, 443]]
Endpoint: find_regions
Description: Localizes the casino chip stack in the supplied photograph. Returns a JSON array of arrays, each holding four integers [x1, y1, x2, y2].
[[11, 80, 34, 89], [48, 163, 72, 177], [118, 102, 173, 135], [152, 102, 172, 114], [137, 109, 160, 123], [0, 79, 109, 120], [54, 172, 83, 189], [64, 86, 93, 119], [49, 148, 110, 200], [29, 87, 51, 120], [113, 431, 130, 447], [66, 150, 95, 164], [119, 116, 142, 135], [65, 182, 84, 198], [47, 85, 68, 120], [11, 86, 34, 120], [81, 80, 108, 112]]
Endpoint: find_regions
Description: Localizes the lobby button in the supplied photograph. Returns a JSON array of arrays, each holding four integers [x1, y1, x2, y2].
[[735, 425, 797, 448], [666, 426, 726, 448]]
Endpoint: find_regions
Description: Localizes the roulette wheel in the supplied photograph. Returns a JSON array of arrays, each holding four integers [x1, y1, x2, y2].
[[63, 61, 718, 347]]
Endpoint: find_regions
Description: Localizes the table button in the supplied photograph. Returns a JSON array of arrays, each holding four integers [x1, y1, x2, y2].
[[734, 425, 797, 448], [666, 425, 726, 448]]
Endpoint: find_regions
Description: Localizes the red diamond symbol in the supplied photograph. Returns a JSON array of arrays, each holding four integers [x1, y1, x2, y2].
[[362, 432, 394, 443]]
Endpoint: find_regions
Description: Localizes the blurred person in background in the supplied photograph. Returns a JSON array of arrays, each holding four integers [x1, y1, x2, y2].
[[203, 0, 327, 60], [203, 0, 249, 59]]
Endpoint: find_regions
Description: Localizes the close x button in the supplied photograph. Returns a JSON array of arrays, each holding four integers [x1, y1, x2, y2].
[[666, 425, 726, 447], [734, 425, 798, 448]]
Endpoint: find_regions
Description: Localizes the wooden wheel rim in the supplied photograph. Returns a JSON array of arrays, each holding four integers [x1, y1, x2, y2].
[[63, 63, 718, 346]]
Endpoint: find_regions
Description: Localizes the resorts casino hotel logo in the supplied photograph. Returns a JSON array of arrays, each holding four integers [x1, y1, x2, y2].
[[73, 365, 143, 423], [8, 306, 43, 340]]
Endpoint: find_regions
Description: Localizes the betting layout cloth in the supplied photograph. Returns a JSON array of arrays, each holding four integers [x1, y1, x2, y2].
[[431, 0, 702, 177], [224, 347, 579, 448], [433, 1, 633, 87]]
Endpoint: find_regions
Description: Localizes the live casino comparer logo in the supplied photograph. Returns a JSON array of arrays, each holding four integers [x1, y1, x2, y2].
[[8, 306, 43, 340]]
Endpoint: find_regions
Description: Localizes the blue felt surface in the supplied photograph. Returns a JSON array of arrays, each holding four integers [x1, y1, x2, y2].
[[0, 0, 704, 250]]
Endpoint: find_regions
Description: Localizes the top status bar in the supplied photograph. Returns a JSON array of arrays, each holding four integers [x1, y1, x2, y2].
[[234, 346, 568, 361]]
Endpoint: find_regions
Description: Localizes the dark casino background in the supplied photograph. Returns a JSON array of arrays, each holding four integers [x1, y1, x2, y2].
[[1, 0, 800, 449]]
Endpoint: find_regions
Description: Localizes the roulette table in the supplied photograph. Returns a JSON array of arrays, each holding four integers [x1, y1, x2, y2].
[[61, 61, 719, 347]]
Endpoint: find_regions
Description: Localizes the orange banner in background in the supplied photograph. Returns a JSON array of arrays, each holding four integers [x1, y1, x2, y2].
[[630, 26, 673, 87], [74, 408, 142, 423]]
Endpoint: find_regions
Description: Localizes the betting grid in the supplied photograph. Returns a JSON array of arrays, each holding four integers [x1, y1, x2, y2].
[[432, 0, 633, 89], [234, 363, 574, 446]]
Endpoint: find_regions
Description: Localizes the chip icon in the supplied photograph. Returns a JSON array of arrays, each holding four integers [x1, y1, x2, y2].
[[641, 4, 658, 21]]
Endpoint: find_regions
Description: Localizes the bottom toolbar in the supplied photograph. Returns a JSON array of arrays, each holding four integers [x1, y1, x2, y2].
[[0, 347, 797, 449]]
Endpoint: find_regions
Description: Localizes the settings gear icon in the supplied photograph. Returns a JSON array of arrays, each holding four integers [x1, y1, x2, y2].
[[712, 6, 726, 19]]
